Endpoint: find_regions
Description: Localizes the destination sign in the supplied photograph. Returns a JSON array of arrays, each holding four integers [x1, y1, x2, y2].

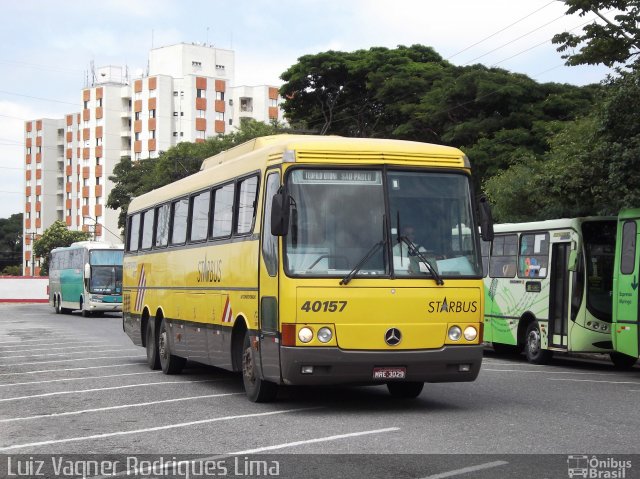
[[292, 170, 382, 185]]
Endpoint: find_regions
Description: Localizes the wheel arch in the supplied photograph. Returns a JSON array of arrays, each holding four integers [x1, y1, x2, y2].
[[517, 312, 537, 346], [231, 315, 248, 372]]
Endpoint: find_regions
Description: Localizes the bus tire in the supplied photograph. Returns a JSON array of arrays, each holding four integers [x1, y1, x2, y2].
[[146, 320, 161, 370], [80, 299, 92, 317], [610, 352, 637, 370], [525, 321, 552, 364], [242, 331, 277, 403], [387, 381, 424, 398], [158, 318, 185, 375], [54, 296, 62, 314]]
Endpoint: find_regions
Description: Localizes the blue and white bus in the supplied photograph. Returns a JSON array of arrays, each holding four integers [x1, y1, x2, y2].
[[49, 241, 124, 316]]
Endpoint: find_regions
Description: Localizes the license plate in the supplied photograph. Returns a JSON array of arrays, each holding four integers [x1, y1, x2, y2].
[[373, 367, 406, 380]]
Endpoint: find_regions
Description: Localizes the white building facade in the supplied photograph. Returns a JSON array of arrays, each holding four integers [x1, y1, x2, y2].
[[23, 43, 285, 275]]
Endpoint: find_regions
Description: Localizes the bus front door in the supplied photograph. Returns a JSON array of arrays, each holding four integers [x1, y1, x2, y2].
[[614, 214, 640, 358], [258, 171, 282, 382], [549, 242, 571, 349]]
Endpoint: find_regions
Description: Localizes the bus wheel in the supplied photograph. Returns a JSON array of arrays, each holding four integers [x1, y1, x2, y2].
[[242, 331, 277, 403], [525, 322, 552, 364], [158, 318, 185, 375], [80, 299, 92, 318], [146, 321, 161, 370], [54, 297, 61, 314], [610, 352, 637, 370], [387, 381, 424, 398]]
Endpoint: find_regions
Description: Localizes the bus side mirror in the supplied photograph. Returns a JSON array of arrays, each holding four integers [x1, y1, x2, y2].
[[84, 263, 91, 279], [568, 250, 579, 272], [271, 193, 290, 236], [479, 196, 494, 242]]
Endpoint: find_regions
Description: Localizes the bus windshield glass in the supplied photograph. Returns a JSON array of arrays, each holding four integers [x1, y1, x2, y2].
[[284, 168, 481, 278], [582, 220, 616, 322], [89, 250, 124, 294]]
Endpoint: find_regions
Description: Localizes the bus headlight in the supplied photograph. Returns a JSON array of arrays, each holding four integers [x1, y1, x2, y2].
[[317, 327, 333, 343], [298, 327, 313, 343], [463, 326, 478, 341], [448, 326, 462, 341]]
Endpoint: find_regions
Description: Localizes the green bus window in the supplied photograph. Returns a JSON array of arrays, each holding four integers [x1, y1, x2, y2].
[[621, 221, 636, 275], [170, 198, 189, 245], [236, 176, 258, 235], [489, 234, 517, 278], [518, 233, 549, 278]]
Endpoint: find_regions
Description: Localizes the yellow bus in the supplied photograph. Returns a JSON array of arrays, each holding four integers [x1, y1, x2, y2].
[[122, 135, 493, 402]]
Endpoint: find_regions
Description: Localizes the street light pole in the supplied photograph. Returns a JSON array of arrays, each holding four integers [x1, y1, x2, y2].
[[82, 216, 122, 243]]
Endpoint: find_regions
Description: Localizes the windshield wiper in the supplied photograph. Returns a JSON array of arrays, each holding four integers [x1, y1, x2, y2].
[[397, 235, 444, 285], [340, 215, 389, 286], [340, 240, 384, 286]]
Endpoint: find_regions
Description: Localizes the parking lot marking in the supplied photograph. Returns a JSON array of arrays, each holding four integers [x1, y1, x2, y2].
[[483, 368, 620, 377], [0, 348, 140, 359], [0, 354, 145, 367], [228, 427, 401, 454], [0, 393, 242, 423], [0, 370, 161, 388], [0, 338, 104, 346], [548, 378, 640, 385], [418, 460, 509, 479], [0, 343, 115, 352], [0, 362, 144, 377], [0, 407, 320, 451], [0, 379, 225, 402]]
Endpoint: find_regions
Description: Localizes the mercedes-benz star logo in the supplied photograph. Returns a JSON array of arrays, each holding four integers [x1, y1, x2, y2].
[[385, 328, 402, 346]]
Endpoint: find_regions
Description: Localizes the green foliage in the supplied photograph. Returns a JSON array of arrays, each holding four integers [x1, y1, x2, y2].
[[552, 0, 640, 67], [1, 265, 21, 276], [0, 213, 23, 271], [107, 119, 288, 229], [280, 46, 600, 194], [33, 221, 90, 276]]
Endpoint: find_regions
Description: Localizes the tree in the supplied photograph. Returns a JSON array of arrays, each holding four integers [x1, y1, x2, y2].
[[108, 119, 288, 229], [0, 213, 23, 271], [33, 221, 90, 276], [552, 0, 640, 67]]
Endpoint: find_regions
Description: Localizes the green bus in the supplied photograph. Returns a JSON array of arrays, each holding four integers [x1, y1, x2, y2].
[[482, 217, 634, 367], [612, 208, 640, 364], [49, 241, 124, 316]]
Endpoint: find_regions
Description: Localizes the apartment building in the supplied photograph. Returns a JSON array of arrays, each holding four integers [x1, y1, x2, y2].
[[23, 43, 285, 275]]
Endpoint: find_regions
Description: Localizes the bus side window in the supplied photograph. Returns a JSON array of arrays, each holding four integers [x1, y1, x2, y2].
[[518, 233, 549, 278], [140, 209, 155, 250], [211, 183, 235, 238], [236, 175, 259, 235], [170, 198, 189, 245], [621, 221, 636, 275], [155, 204, 170, 248], [262, 172, 280, 276], [189, 190, 211, 242], [127, 214, 140, 252], [490, 234, 517, 278]]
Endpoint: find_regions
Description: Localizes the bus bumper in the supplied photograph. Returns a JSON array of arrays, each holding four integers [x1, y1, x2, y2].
[[278, 345, 483, 385]]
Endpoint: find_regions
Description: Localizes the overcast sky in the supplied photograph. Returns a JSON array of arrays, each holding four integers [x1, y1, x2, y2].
[[0, 0, 615, 219]]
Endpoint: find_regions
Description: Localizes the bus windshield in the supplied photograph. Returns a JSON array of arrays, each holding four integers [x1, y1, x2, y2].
[[582, 220, 616, 322], [89, 250, 124, 294], [284, 168, 481, 279]]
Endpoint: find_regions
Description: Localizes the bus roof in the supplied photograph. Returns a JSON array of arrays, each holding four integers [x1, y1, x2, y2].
[[51, 241, 124, 254], [129, 135, 468, 214], [494, 216, 616, 234], [618, 208, 640, 220]]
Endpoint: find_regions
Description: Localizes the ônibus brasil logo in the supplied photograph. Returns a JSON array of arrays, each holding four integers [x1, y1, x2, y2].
[[567, 455, 632, 479]]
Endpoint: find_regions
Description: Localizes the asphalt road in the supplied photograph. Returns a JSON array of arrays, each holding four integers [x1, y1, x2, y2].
[[0, 303, 639, 479]]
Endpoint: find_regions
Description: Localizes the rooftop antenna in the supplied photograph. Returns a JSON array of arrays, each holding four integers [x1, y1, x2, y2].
[[90, 60, 96, 86]]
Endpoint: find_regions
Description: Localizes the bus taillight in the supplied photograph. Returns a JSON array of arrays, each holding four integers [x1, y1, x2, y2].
[[281, 323, 296, 346]]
